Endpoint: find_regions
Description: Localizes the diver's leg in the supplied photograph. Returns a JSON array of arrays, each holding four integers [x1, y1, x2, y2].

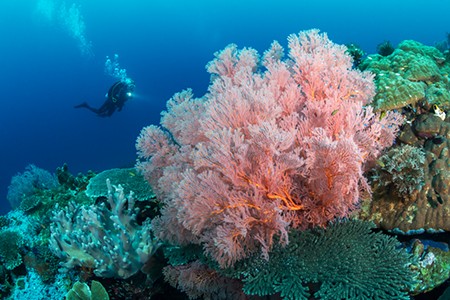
[[96, 103, 114, 117], [74, 102, 101, 114]]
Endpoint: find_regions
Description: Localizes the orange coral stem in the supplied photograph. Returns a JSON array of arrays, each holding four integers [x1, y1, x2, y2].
[[238, 173, 304, 211]]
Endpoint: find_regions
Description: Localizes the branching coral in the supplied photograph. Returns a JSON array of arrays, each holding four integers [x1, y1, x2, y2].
[[49, 179, 160, 279], [374, 144, 426, 199]]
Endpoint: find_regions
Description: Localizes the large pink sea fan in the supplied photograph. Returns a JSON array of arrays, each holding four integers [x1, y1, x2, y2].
[[136, 29, 403, 267]]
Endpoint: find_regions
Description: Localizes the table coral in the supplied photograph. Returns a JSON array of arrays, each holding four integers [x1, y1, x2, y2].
[[220, 220, 416, 300], [85, 168, 155, 201]]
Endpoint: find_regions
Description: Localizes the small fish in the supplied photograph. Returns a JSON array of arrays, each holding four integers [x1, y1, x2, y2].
[[331, 109, 339, 116], [129, 171, 136, 177], [433, 104, 446, 121], [376, 159, 385, 168], [379, 111, 387, 121]]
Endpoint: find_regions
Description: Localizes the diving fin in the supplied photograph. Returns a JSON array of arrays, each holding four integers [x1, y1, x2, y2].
[[74, 102, 89, 109]]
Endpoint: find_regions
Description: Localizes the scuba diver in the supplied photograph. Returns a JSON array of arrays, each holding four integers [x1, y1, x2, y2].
[[74, 80, 135, 117]]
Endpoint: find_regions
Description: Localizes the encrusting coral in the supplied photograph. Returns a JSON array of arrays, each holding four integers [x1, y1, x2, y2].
[[363, 112, 450, 234], [360, 39, 450, 111], [351, 38, 450, 235]]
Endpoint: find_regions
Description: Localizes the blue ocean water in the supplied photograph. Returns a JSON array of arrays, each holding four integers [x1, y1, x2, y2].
[[0, 0, 448, 214]]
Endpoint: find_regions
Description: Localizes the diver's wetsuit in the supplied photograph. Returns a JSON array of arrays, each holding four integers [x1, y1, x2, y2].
[[74, 81, 134, 117]]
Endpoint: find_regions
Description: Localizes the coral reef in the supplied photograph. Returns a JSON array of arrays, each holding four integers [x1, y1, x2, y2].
[[162, 220, 416, 300], [373, 144, 426, 199], [4, 32, 450, 299], [408, 239, 450, 295], [358, 38, 450, 240], [0, 166, 165, 299], [363, 112, 450, 233], [49, 179, 160, 279], [66, 280, 109, 300], [7, 164, 59, 209], [360, 40, 450, 111], [85, 168, 155, 201], [136, 29, 402, 268], [223, 220, 416, 300], [0, 230, 23, 270]]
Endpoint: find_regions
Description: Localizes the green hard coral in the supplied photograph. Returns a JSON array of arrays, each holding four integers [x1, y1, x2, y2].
[[373, 72, 426, 110], [427, 82, 450, 108], [360, 39, 450, 111], [222, 220, 416, 300], [86, 168, 155, 201]]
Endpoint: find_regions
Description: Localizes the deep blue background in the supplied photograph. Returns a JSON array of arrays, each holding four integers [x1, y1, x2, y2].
[[0, 0, 448, 214]]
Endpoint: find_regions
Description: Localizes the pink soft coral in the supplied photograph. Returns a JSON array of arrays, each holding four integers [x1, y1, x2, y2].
[[136, 29, 403, 267]]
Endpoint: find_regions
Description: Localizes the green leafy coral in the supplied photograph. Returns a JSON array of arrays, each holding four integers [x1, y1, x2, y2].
[[66, 281, 109, 300], [220, 219, 416, 300]]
